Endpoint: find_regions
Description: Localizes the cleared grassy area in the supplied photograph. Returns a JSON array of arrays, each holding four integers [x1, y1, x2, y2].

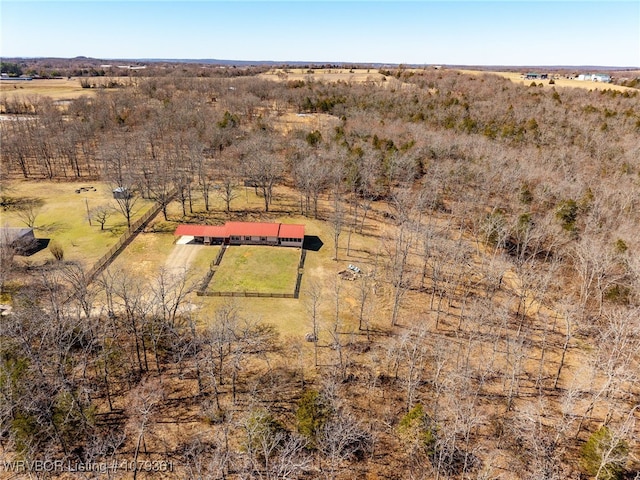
[[209, 245, 300, 294], [0, 78, 100, 105], [260, 68, 387, 83], [2, 180, 155, 268]]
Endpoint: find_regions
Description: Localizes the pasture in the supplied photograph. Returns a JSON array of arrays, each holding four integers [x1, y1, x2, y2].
[[0, 78, 96, 105], [2, 180, 155, 268]]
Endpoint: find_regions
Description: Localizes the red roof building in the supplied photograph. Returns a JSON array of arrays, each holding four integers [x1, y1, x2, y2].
[[174, 222, 304, 247], [225, 222, 281, 237], [174, 224, 227, 238]]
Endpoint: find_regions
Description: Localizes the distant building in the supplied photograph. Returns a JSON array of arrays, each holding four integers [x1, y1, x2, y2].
[[577, 73, 611, 83], [524, 73, 548, 80], [116, 65, 147, 70], [174, 222, 305, 247], [112, 187, 131, 199], [0, 73, 32, 81]]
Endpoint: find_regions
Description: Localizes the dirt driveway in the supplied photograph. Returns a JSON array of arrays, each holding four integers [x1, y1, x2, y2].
[[163, 243, 205, 275]]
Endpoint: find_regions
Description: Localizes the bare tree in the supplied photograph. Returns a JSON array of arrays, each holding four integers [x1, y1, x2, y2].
[[386, 219, 415, 326], [357, 269, 376, 335], [0, 238, 15, 288], [90, 204, 112, 231], [304, 280, 323, 366], [100, 268, 151, 374], [509, 398, 567, 480], [554, 303, 576, 389], [147, 152, 175, 221], [195, 154, 215, 212], [101, 135, 143, 228], [318, 411, 372, 479], [126, 379, 163, 480], [399, 324, 429, 411], [111, 184, 139, 229], [330, 181, 345, 261], [354, 146, 385, 234], [15, 198, 43, 228], [151, 267, 194, 329], [216, 155, 241, 214], [62, 262, 96, 319], [242, 135, 284, 213], [202, 301, 240, 410], [291, 144, 332, 218]]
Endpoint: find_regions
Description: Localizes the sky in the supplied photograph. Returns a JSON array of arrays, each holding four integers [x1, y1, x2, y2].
[[1, 1, 639, 67]]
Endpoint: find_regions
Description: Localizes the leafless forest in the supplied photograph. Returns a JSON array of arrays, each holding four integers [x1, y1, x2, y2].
[[1, 63, 640, 479]]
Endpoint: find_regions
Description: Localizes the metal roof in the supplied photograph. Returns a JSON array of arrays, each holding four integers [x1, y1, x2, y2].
[[0, 227, 34, 244], [174, 222, 305, 239], [174, 224, 227, 237], [279, 223, 305, 239], [225, 222, 281, 237]]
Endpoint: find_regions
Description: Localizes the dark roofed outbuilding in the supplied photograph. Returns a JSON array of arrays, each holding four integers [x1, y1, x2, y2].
[[1, 227, 36, 252]]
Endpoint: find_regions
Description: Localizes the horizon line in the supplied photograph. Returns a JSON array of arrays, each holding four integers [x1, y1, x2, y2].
[[2, 56, 639, 70]]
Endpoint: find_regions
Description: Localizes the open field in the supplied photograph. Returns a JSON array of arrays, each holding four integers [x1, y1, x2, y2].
[[206, 245, 300, 294], [2, 180, 155, 268], [260, 67, 389, 84], [0, 77, 98, 104], [456, 69, 638, 92]]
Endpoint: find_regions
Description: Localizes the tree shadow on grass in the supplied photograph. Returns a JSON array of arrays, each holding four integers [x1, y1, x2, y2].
[[303, 235, 323, 252], [36, 222, 67, 234]]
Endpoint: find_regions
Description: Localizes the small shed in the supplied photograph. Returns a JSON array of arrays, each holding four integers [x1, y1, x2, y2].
[[112, 187, 131, 199]]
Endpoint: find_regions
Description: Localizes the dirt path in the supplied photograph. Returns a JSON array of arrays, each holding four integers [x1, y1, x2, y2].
[[164, 243, 205, 275]]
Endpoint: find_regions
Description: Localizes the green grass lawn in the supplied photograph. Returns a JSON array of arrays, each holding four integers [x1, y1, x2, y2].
[[209, 245, 300, 294], [2, 180, 155, 268]]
